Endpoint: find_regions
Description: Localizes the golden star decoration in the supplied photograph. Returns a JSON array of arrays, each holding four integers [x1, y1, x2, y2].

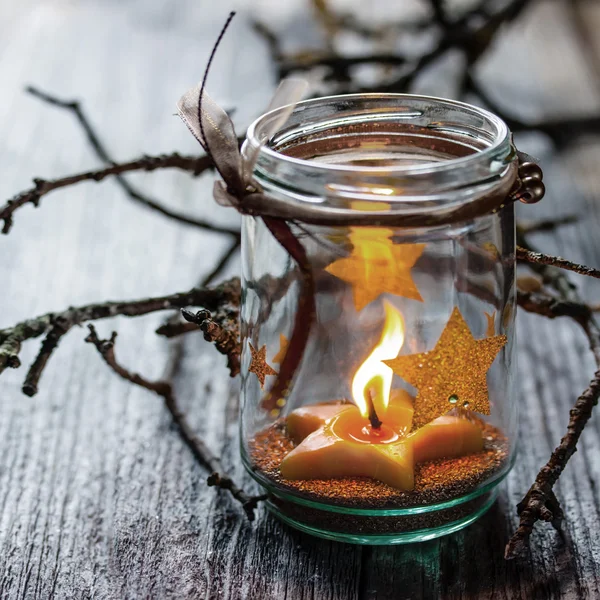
[[248, 342, 277, 389], [272, 334, 289, 364], [384, 307, 507, 431], [325, 227, 425, 312]]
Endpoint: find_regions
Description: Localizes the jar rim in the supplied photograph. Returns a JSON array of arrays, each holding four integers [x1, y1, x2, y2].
[[246, 92, 511, 178], [242, 93, 517, 226]]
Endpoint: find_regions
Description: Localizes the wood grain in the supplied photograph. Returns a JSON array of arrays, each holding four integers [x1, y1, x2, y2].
[[1, 1, 600, 599]]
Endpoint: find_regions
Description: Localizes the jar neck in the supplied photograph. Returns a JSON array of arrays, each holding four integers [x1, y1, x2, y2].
[[243, 93, 516, 227]]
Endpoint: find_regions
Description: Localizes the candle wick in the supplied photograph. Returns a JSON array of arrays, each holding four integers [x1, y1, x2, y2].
[[366, 388, 383, 430]]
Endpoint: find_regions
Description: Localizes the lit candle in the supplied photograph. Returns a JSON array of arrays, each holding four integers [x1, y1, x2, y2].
[[280, 303, 485, 491]]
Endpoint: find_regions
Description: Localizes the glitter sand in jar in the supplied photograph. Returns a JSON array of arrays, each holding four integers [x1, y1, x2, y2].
[[239, 94, 519, 544]]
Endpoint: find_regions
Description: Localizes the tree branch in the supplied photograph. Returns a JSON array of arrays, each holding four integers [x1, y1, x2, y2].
[[0, 153, 240, 236], [273, 0, 533, 94], [180, 307, 240, 376], [517, 290, 592, 322], [0, 277, 240, 385], [18, 85, 240, 237], [507, 238, 600, 557], [22, 317, 71, 397], [517, 216, 578, 235], [85, 325, 265, 520], [516, 246, 600, 281], [505, 355, 600, 558], [467, 74, 600, 145]]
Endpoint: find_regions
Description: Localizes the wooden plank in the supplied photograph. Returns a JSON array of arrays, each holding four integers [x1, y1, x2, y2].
[[1, 0, 600, 598]]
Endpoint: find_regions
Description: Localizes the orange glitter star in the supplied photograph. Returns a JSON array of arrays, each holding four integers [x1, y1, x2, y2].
[[272, 334, 289, 364], [325, 227, 425, 312], [248, 342, 277, 389], [384, 307, 507, 431]]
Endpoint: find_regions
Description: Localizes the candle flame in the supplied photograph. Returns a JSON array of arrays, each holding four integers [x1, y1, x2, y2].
[[351, 301, 405, 418]]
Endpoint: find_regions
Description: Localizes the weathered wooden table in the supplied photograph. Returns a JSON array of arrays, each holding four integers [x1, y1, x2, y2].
[[2, 1, 600, 598]]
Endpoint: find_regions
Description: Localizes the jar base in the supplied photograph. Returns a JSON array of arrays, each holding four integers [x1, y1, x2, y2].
[[243, 444, 512, 545], [264, 488, 498, 545]]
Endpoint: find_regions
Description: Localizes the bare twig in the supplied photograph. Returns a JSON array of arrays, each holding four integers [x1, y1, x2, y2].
[[85, 325, 265, 520], [507, 238, 600, 557], [0, 152, 240, 236], [278, 53, 408, 78], [155, 321, 201, 339], [516, 246, 600, 281], [506, 359, 600, 558], [22, 85, 240, 237], [21, 317, 71, 396], [517, 216, 578, 235], [199, 237, 242, 286], [252, 21, 283, 64], [428, 0, 448, 27], [468, 75, 600, 144], [181, 307, 240, 376], [263, 0, 600, 145], [517, 290, 592, 322], [274, 0, 532, 94], [0, 278, 240, 382]]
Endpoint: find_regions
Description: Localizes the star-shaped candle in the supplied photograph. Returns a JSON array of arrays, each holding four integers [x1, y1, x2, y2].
[[325, 227, 425, 311], [279, 303, 486, 491], [385, 307, 507, 430]]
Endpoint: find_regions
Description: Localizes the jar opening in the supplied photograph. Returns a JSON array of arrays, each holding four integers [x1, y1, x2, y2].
[[243, 93, 516, 223]]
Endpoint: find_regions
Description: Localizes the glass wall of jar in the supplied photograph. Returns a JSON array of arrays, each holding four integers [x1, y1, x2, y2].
[[240, 94, 517, 544]]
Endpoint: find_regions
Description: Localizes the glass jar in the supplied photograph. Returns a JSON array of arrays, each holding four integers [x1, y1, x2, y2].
[[240, 94, 518, 544]]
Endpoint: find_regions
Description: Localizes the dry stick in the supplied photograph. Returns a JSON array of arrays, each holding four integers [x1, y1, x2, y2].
[[517, 215, 578, 235], [0, 277, 240, 378], [366, 0, 531, 93], [467, 74, 600, 144], [279, 53, 409, 77], [0, 153, 242, 236], [155, 321, 200, 339], [199, 237, 242, 286], [14, 238, 241, 393], [506, 245, 600, 558], [264, 1, 600, 144], [278, 0, 532, 94], [22, 86, 240, 238], [505, 324, 600, 558], [307, 0, 432, 40], [516, 246, 600, 281], [516, 290, 592, 322], [180, 308, 240, 376], [22, 318, 70, 397], [85, 325, 265, 520], [428, 0, 449, 27]]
